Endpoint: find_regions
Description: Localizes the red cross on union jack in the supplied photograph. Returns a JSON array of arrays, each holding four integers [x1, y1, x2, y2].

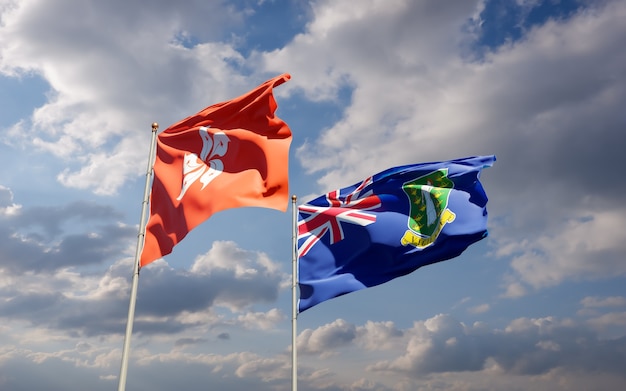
[[297, 176, 382, 257]]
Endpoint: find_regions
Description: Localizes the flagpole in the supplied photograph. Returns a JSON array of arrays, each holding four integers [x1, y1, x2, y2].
[[291, 195, 298, 391], [117, 122, 159, 391]]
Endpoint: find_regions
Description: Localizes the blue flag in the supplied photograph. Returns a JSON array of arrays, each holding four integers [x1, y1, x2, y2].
[[297, 155, 495, 312]]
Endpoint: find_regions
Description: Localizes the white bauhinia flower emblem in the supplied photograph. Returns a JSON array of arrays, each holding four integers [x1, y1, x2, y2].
[[176, 126, 230, 201]]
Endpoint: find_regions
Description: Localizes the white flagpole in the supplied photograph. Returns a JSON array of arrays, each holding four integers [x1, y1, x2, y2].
[[291, 195, 298, 391], [117, 122, 159, 391]]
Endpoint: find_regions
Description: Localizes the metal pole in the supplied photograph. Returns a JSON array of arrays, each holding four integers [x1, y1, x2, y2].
[[291, 195, 298, 391], [117, 122, 159, 391]]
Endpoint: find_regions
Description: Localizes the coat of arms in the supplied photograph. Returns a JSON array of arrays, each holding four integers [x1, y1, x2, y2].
[[401, 169, 456, 248]]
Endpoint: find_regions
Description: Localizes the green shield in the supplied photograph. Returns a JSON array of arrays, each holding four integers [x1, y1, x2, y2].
[[402, 169, 453, 237]]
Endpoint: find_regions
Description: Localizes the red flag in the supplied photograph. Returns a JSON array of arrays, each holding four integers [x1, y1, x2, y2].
[[140, 74, 292, 267]]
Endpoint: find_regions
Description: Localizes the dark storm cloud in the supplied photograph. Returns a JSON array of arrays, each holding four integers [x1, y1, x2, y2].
[[14, 200, 124, 237], [0, 200, 134, 272], [0, 291, 65, 317], [175, 337, 208, 348], [136, 263, 281, 319], [470, 9, 626, 217]]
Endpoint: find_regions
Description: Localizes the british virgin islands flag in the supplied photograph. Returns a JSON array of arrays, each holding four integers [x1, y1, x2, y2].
[[297, 155, 495, 312]]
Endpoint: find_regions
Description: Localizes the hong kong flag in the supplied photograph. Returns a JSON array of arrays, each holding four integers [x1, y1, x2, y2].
[[140, 74, 292, 267]]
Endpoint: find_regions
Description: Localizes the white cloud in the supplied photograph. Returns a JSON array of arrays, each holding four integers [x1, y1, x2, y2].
[[367, 313, 626, 380], [236, 308, 286, 331], [468, 303, 490, 314], [0, 0, 257, 195], [258, 0, 626, 299], [262, 0, 481, 180], [508, 209, 626, 290], [270, 0, 625, 197], [356, 321, 403, 351], [289, 313, 626, 390], [297, 318, 357, 356], [501, 279, 528, 299], [0, 185, 22, 216], [586, 311, 626, 328], [191, 240, 284, 280], [581, 296, 626, 308], [2, 0, 626, 390]]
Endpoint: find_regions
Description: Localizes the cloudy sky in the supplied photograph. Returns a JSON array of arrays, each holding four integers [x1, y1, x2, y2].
[[1, 0, 625, 390]]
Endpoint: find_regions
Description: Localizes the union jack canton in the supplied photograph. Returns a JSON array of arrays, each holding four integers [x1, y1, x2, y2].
[[297, 176, 381, 257]]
